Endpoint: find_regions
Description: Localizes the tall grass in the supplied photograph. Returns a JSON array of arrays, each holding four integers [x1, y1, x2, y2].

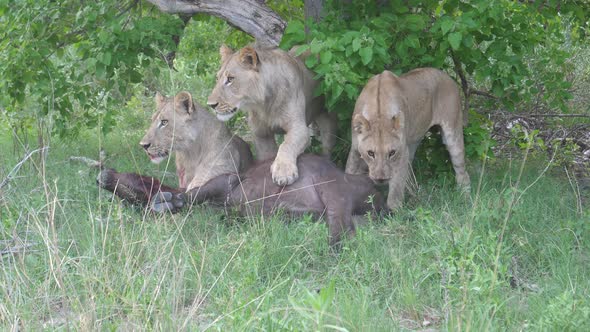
[[1, 124, 589, 330]]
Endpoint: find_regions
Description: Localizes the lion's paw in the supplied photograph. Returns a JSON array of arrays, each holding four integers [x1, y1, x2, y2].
[[271, 159, 299, 186]]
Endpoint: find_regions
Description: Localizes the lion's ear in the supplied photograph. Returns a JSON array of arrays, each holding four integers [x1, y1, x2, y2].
[[353, 114, 370, 134], [392, 115, 401, 131], [239, 46, 259, 70], [174, 91, 194, 115], [155, 92, 166, 108], [220, 44, 233, 63]]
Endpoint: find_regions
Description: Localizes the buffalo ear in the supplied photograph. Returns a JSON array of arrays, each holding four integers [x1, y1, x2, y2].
[[352, 114, 370, 134], [239, 46, 259, 70], [174, 91, 194, 115], [155, 92, 166, 108], [220, 44, 234, 63]]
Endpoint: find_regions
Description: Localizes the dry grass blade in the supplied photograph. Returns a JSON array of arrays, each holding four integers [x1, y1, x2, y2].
[[0, 147, 48, 191]]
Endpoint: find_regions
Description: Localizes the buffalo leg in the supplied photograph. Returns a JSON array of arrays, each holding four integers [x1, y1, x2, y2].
[[314, 181, 355, 247]]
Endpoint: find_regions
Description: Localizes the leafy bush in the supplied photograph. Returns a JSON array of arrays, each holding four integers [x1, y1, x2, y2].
[[0, 0, 183, 136], [280, 0, 586, 165]]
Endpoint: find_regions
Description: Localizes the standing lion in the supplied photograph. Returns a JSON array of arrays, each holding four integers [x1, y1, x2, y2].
[[207, 44, 337, 186], [346, 68, 470, 210]]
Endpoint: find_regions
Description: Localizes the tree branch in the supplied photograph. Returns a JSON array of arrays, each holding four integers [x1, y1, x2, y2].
[[144, 0, 286, 46], [163, 14, 192, 69], [524, 113, 590, 119], [450, 50, 471, 121], [471, 89, 498, 100]]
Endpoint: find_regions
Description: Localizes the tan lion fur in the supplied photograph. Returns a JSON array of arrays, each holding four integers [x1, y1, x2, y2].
[[207, 44, 337, 186], [346, 68, 470, 209], [139, 91, 253, 191]]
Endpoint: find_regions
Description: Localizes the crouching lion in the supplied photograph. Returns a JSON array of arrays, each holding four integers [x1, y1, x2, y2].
[[139, 91, 253, 191], [207, 44, 337, 186], [346, 68, 470, 210], [151, 154, 384, 246]]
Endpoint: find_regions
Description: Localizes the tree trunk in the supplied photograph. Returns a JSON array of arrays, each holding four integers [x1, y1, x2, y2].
[[305, 0, 323, 23], [163, 14, 192, 69], [304, 0, 323, 37], [144, 0, 286, 47]]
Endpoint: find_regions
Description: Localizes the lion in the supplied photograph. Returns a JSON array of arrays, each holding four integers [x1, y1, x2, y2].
[[206, 44, 337, 186], [149, 154, 384, 246], [139, 91, 253, 191], [345, 68, 471, 210]]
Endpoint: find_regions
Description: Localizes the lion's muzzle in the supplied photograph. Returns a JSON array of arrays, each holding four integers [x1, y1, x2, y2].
[[209, 102, 238, 122]]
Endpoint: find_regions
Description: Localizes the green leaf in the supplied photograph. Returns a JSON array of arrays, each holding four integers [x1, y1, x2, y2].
[[463, 34, 474, 48], [395, 42, 408, 58], [305, 55, 318, 68], [293, 45, 310, 56], [448, 32, 462, 50], [492, 81, 504, 97], [405, 14, 426, 32], [359, 47, 373, 65], [329, 84, 344, 106], [95, 62, 106, 79], [406, 34, 420, 49], [441, 18, 454, 35], [344, 84, 358, 99], [129, 69, 142, 83], [310, 40, 322, 54], [352, 38, 362, 52], [320, 50, 333, 64], [280, 20, 305, 49], [283, 20, 304, 37], [101, 52, 111, 65]]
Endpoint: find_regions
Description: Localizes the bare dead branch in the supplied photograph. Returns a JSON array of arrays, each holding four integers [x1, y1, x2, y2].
[[471, 89, 498, 100], [69, 156, 103, 169], [144, 0, 286, 46], [1, 243, 38, 256], [69, 150, 106, 169], [525, 113, 590, 119], [450, 50, 471, 119]]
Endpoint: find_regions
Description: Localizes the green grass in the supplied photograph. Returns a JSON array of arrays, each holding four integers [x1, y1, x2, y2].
[[1, 126, 589, 331]]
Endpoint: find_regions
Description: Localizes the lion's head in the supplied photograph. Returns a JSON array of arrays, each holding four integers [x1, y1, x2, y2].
[[353, 112, 407, 184], [139, 91, 197, 164], [207, 45, 264, 122]]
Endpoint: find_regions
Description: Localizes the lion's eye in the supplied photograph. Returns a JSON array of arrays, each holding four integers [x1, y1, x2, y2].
[[367, 150, 375, 158], [159, 119, 168, 127], [225, 76, 234, 85], [389, 150, 396, 158]]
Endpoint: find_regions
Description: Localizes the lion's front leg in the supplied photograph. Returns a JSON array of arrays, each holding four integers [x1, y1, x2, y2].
[[271, 123, 310, 186], [386, 159, 410, 210], [387, 178, 405, 210], [253, 134, 278, 161]]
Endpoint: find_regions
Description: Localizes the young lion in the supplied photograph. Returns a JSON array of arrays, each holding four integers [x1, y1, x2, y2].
[[207, 44, 337, 186], [346, 68, 471, 210], [139, 91, 253, 191]]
